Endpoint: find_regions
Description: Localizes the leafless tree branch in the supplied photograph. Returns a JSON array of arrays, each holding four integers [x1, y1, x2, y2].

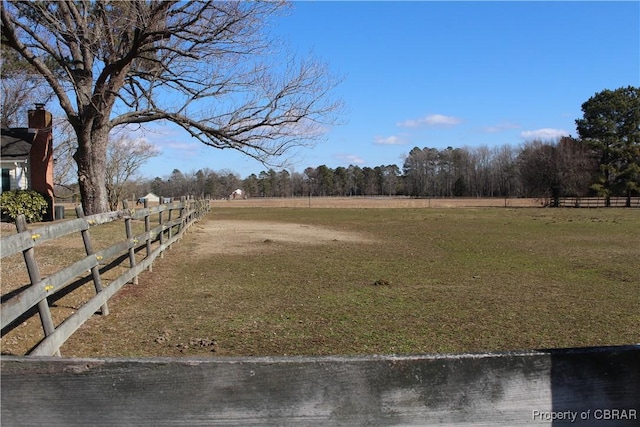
[[1, 0, 342, 213]]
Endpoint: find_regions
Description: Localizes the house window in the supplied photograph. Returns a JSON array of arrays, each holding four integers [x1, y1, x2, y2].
[[1, 169, 10, 192]]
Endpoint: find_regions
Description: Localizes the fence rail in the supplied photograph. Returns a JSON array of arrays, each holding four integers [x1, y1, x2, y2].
[[0, 197, 210, 356], [1, 345, 638, 426], [555, 196, 640, 208]]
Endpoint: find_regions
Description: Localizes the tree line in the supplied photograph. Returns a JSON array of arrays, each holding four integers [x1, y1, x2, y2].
[[113, 136, 624, 207], [121, 138, 585, 202]]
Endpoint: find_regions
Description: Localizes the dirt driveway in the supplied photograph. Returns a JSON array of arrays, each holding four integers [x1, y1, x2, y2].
[[190, 219, 374, 255]]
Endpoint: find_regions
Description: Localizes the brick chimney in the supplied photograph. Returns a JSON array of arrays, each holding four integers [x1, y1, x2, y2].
[[28, 103, 55, 221]]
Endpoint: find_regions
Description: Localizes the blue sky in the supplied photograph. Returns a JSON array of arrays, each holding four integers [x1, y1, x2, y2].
[[140, 1, 639, 179]]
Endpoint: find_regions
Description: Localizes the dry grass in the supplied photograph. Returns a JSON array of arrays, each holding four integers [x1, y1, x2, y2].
[[35, 205, 638, 358], [211, 196, 543, 209]]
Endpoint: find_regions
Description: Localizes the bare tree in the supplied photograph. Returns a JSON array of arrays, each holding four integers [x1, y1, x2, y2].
[[0, 74, 54, 127], [2, 1, 341, 214], [0, 40, 55, 127], [105, 135, 160, 210], [52, 118, 78, 190]]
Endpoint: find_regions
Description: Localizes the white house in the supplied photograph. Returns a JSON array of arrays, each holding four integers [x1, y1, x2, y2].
[[1, 104, 56, 220], [1, 105, 54, 195], [0, 127, 33, 193]]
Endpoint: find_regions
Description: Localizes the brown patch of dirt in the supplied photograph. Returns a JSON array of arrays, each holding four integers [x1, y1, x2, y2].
[[191, 220, 374, 255]]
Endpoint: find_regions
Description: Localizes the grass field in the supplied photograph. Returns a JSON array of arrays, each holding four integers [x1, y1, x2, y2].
[[47, 204, 639, 358]]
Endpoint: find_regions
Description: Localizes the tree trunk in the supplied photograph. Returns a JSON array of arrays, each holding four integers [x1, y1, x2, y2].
[[74, 127, 109, 215]]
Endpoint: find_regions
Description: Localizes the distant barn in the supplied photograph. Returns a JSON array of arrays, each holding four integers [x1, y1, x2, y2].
[[137, 192, 160, 205]]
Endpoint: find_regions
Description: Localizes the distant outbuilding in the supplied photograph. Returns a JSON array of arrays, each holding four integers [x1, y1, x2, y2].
[[139, 192, 160, 203], [230, 189, 243, 199]]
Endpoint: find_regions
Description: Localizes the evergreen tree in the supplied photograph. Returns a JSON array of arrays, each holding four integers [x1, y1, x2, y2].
[[576, 86, 640, 206]]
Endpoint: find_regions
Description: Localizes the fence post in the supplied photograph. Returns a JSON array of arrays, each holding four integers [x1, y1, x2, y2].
[[159, 197, 165, 259], [122, 200, 138, 285], [178, 196, 187, 238], [167, 199, 175, 244], [144, 199, 152, 272], [75, 206, 109, 316], [15, 215, 60, 356]]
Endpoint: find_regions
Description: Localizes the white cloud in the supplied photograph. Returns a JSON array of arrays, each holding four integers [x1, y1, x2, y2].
[[520, 128, 569, 140], [397, 114, 462, 128], [336, 154, 366, 165], [374, 135, 405, 145]]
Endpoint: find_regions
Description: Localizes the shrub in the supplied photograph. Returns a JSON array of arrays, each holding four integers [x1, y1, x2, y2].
[[0, 190, 49, 223]]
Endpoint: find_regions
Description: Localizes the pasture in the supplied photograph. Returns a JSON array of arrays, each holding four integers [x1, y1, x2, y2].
[[48, 201, 639, 358]]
